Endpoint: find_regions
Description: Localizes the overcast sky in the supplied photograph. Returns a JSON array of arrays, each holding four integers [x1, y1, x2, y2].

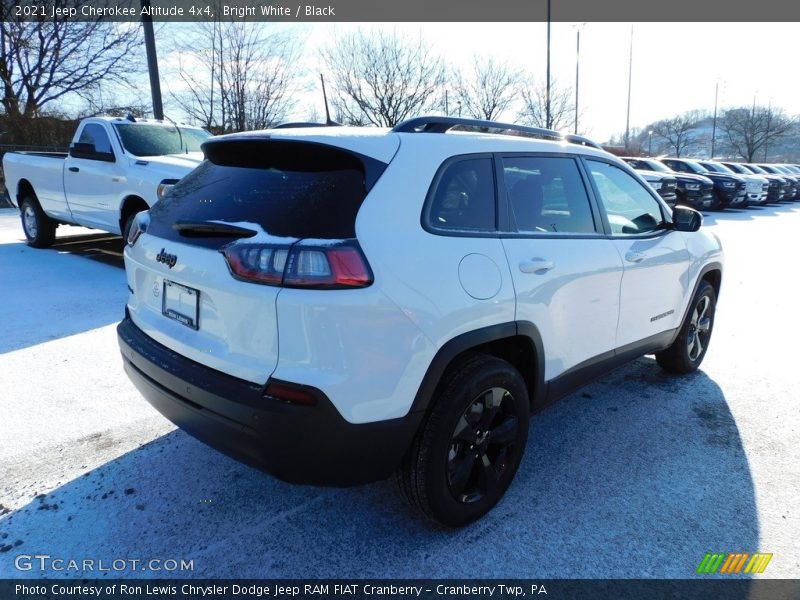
[[156, 22, 800, 142]]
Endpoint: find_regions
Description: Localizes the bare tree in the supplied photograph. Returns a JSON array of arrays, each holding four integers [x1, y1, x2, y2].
[[455, 56, 520, 121], [321, 29, 446, 127], [517, 79, 576, 132], [721, 105, 796, 162], [170, 17, 300, 133], [649, 111, 707, 157], [0, 6, 140, 121]]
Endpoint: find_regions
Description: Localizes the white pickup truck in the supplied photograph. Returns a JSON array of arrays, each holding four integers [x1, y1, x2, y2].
[[2, 116, 210, 247]]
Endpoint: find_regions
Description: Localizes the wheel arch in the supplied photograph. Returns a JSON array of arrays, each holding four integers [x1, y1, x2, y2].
[[16, 178, 37, 207], [666, 261, 722, 349], [700, 265, 722, 299], [118, 195, 150, 235], [410, 322, 546, 416]]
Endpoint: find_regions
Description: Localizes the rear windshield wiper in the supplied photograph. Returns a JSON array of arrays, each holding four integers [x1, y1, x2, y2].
[[173, 220, 258, 238]]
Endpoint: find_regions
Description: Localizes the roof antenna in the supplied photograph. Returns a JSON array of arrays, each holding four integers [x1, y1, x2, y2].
[[320, 74, 338, 126], [126, 113, 137, 123]]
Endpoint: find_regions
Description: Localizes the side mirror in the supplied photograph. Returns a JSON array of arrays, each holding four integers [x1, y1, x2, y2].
[[70, 142, 96, 159], [70, 143, 115, 163], [672, 205, 702, 232]]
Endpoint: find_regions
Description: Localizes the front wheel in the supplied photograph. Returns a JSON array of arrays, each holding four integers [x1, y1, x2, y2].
[[656, 280, 716, 374], [397, 354, 530, 527], [20, 196, 56, 248]]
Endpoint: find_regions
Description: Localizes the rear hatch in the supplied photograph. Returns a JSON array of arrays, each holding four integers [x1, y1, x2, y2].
[[124, 131, 397, 384]]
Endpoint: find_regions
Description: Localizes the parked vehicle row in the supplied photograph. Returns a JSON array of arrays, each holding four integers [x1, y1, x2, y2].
[[622, 155, 800, 210], [2, 116, 210, 247], [622, 158, 714, 209]]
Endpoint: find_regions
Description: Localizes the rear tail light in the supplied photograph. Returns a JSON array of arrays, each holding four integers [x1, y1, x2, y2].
[[157, 179, 180, 199], [126, 212, 150, 247], [221, 239, 373, 289]]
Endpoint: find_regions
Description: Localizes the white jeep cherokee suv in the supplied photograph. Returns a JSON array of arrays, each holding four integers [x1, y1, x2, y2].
[[118, 117, 723, 526]]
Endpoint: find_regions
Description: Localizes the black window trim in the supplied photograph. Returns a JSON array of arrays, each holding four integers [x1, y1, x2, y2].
[[496, 152, 605, 239], [420, 152, 501, 238], [420, 151, 675, 241], [580, 155, 674, 239]]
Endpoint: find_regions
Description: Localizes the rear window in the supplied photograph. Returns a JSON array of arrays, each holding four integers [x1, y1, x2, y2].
[[147, 140, 383, 245]]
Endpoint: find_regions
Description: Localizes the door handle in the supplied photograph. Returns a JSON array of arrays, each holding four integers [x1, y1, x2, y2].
[[68, 166, 79, 173], [625, 251, 646, 263], [519, 259, 555, 274]]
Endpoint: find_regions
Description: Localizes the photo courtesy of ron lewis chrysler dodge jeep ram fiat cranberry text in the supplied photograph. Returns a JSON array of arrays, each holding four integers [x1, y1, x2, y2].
[[118, 117, 723, 526]]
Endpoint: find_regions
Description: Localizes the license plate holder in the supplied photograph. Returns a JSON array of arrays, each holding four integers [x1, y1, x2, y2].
[[162, 280, 199, 330]]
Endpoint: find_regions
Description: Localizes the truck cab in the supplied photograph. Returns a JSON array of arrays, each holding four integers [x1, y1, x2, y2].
[[3, 116, 209, 247]]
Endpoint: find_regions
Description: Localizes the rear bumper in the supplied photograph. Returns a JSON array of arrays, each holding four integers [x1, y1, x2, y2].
[[117, 315, 422, 486]]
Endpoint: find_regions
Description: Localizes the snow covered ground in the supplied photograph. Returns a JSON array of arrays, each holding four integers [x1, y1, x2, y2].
[[1, 204, 799, 579]]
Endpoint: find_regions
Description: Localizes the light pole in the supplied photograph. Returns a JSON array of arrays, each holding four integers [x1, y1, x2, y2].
[[546, 0, 552, 129], [763, 98, 772, 162], [573, 23, 586, 135], [648, 130, 653, 156], [624, 26, 633, 150], [710, 80, 719, 159]]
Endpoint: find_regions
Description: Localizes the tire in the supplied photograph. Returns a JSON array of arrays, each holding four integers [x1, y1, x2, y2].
[[710, 191, 724, 211], [656, 280, 716, 374], [397, 353, 530, 527], [20, 196, 56, 248], [122, 212, 137, 243]]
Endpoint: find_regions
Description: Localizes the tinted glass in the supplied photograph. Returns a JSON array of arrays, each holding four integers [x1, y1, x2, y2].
[[587, 160, 664, 235], [426, 158, 495, 232], [708, 162, 735, 174], [503, 156, 596, 234], [114, 124, 210, 156], [147, 141, 375, 246], [78, 124, 113, 155], [643, 159, 672, 173], [723, 163, 746, 174]]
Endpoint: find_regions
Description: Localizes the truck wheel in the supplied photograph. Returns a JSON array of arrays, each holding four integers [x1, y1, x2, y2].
[[20, 196, 56, 248], [656, 280, 716, 374], [122, 212, 137, 243], [397, 353, 530, 527]]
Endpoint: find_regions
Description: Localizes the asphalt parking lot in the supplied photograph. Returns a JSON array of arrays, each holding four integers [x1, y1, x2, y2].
[[0, 203, 799, 579]]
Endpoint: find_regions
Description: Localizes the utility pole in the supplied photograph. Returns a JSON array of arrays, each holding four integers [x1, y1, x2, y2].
[[140, 0, 163, 120], [763, 99, 772, 162], [546, 0, 552, 129], [573, 23, 585, 135], [711, 81, 719, 159], [648, 130, 653, 156], [624, 26, 633, 150]]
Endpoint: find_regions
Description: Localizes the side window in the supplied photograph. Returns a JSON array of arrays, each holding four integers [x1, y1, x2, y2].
[[426, 158, 495, 232], [503, 156, 596, 234], [77, 124, 114, 157], [587, 160, 665, 235]]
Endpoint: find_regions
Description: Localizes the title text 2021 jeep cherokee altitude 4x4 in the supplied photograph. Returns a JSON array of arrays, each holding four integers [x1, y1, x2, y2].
[[118, 117, 723, 526]]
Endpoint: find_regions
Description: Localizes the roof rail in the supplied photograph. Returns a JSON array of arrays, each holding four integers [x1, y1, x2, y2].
[[273, 119, 342, 129], [273, 121, 329, 129], [392, 116, 603, 150]]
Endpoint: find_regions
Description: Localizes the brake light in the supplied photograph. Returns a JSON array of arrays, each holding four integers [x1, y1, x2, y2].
[[126, 212, 149, 247], [221, 239, 373, 289]]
